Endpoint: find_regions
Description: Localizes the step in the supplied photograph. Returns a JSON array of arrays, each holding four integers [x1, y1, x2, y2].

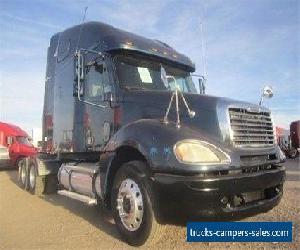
[[57, 190, 97, 205]]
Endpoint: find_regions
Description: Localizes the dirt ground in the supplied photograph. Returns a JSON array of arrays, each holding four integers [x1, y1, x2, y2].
[[0, 158, 299, 250]]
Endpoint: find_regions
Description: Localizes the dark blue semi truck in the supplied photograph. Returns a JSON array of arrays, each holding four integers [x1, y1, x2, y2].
[[18, 22, 285, 246]]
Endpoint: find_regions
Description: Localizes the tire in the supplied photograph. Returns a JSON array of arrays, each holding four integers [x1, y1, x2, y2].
[[288, 148, 298, 159], [111, 161, 164, 246], [18, 158, 27, 189], [28, 159, 44, 195]]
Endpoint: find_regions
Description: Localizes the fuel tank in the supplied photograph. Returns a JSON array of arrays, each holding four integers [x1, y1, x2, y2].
[[58, 162, 101, 198]]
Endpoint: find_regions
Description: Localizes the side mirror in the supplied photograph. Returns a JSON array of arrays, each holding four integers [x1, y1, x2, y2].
[[73, 51, 85, 98], [198, 77, 206, 94], [7, 136, 13, 145], [191, 74, 206, 94], [160, 65, 169, 89], [262, 85, 273, 98], [160, 65, 179, 90], [259, 85, 273, 105]]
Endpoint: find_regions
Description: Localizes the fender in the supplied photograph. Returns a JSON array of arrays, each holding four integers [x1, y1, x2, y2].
[[99, 118, 181, 205], [99, 118, 228, 205], [102, 118, 188, 171]]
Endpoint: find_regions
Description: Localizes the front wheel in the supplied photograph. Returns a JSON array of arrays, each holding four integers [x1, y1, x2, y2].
[[111, 161, 164, 246]]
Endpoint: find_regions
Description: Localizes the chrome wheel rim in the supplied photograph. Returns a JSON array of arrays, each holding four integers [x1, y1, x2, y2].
[[18, 161, 22, 180], [29, 166, 36, 189], [21, 163, 26, 185], [117, 178, 144, 231]]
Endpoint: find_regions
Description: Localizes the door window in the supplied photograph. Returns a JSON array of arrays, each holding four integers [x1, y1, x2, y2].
[[85, 63, 110, 102]]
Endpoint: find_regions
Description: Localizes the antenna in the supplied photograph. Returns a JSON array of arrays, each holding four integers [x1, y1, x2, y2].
[[75, 6, 88, 52], [200, 22, 207, 80]]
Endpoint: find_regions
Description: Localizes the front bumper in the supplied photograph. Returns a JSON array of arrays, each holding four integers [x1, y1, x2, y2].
[[152, 166, 285, 220]]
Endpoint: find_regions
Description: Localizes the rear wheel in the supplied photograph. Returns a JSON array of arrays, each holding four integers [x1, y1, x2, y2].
[[111, 161, 164, 246], [18, 158, 27, 189], [28, 160, 44, 195]]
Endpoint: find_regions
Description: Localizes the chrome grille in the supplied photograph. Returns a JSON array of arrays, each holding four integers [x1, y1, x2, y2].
[[229, 107, 275, 147]]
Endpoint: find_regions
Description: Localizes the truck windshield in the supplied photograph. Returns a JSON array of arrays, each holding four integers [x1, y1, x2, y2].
[[114, 54, 197, 93], [16, 136, 32, 145]]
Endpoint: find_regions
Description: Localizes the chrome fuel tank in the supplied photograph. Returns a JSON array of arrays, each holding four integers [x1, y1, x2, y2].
[[58, 162, 101, 198]]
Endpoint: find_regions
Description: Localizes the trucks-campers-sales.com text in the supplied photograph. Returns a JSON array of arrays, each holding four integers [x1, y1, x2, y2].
[[189, 228, 290, 239]]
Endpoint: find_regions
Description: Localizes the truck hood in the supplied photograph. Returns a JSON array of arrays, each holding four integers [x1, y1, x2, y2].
[[121, 90, 271, 147]]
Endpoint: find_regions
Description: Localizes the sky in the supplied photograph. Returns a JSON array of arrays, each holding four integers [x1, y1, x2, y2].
[[0, 0, 299, 142]]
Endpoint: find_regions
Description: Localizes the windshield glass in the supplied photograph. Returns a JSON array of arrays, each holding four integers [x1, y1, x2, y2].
[[114, 54, 197, 93], [16, 136, 32, 145]]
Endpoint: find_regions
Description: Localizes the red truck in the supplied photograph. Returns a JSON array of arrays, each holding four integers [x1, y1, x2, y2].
[[276, 120, 300, 158], [0, 122, 37, 168]]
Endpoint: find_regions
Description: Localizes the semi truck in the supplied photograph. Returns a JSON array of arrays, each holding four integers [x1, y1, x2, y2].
[[0, 122, 36, 168], [18, 22, 286, 246], [277, 121, 300, 158], [289, 120, 300, 157]]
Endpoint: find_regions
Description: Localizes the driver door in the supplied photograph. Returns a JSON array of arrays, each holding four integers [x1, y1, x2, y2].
[[83, 61, 113, 151]]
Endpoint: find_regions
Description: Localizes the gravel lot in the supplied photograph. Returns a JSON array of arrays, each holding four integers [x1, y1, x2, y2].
[[0, 158, 299, 249]]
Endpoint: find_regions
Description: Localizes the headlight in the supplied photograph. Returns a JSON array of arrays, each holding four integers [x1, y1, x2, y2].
[[174, 140, 231, 164]]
